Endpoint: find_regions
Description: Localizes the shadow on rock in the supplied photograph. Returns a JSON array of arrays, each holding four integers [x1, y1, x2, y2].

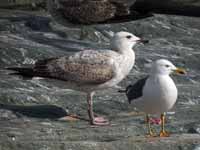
[[133, 0, 200, 17], [25, 16, 51, 31], [0, 103, 68, 119]]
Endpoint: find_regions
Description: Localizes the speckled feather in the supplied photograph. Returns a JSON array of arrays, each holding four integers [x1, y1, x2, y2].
[[47, 0, 131, 25], [7, 31, 137, 94], [33, 50, 116, 84]]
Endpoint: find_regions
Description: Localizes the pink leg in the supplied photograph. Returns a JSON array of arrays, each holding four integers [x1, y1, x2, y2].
[[87, 92, 109, 126], [149, 118, 161, 125]]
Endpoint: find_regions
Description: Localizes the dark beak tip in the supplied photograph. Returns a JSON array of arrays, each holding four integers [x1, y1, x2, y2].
[[139, 39, 149, 44], [143, 40, 149, 44], [175, 69, 187, 75], [180, 71, 185, 74], [181, 71, 187, 75]]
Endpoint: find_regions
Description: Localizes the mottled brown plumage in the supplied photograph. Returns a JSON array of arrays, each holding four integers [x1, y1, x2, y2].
[[7, 31, 140, 126], [33, 51, 114, 84], [47, 0, 134, 25], [61, 0, 116, 24], [7, 50, 115, 85]]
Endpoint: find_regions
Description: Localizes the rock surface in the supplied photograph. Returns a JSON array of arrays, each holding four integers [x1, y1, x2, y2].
[[134, 0, 200, 17], [0, 9, 200, 150]]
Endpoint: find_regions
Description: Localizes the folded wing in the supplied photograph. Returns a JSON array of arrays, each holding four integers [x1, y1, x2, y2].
[[32, 50, 115, 85], [126, 76, 149, 103]]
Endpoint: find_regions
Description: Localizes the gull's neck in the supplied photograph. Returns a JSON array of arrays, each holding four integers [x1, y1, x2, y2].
[[111, 43, 135, 55], [150, 72, 170, 78]]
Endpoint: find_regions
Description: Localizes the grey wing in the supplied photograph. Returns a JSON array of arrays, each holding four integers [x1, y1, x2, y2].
[[126, 76, 149, 104], [33, 51, 115, 84]]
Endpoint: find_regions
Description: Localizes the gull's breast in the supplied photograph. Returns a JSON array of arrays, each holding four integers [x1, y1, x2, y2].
[[97, 52, 135, 89], [118, 51, 135, 77], [142, 75, 178, 114]]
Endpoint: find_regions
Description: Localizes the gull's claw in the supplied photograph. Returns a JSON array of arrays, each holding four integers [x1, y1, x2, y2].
[[146, 129, 157, 137], [90, 117, 110, 126], [160, 130, 170, 137]]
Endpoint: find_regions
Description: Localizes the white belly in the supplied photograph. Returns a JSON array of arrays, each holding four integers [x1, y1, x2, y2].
[[134, 75, 178, 114]]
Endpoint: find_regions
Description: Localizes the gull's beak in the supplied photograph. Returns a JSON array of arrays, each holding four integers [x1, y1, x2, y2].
[[173, 68, 186, 75], [137, 39, 149, 44]]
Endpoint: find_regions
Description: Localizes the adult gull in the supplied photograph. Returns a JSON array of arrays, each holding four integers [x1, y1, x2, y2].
[[120, 59, 186, 136]]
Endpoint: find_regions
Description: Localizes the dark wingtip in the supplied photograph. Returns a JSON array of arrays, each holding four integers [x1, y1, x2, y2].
[[5, 67, 22, 71], [0, 103, 4, 107], [5, 67, 14, 70], [8, 72, 20, 76], [118, 89, 126, 93], [128, 99, 132, 104], [5, 67, 34, 79]]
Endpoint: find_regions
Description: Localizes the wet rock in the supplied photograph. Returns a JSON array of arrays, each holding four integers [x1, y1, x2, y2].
[[188, 128, 199, 134], [0, 0, 45, 10], [187, 125, 200, 134], [0, 9, 200, 150], [194, 145, 200, 150], [0, 109, 19, 120], [134, 0, 200, 17], [25, 16, 51, 31], [0, 103, 68, 119]]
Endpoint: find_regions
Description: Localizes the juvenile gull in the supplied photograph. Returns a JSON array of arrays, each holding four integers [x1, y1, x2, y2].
[[120, 59, 186, 136], [47, 0, 136, 25], [47, 0, 153, 39], [7, 31, 146, 126]]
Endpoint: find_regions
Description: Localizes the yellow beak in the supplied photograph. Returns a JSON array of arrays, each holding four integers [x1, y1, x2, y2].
[[174, 68, 186, 74]]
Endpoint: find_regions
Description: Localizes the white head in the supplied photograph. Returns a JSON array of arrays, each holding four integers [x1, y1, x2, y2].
[[151, 59, 186, 75], [110, 31, 142, 53]]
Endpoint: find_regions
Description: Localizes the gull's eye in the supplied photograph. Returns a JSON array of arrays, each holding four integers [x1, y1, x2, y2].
[[126, 35, 132, 39], [165, 65, 170, 68]]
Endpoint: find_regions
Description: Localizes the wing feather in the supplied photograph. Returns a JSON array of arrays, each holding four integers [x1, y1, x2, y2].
[[33, 50, 115, 84], [126, 76, 149, 103]]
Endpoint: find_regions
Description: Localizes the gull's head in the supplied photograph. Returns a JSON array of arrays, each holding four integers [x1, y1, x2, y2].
[[151, 59, 186, 75], [110, 31, 144, 52]]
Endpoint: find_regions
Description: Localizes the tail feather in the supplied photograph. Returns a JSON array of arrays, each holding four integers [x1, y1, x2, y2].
[[6, 67, 35, 78]]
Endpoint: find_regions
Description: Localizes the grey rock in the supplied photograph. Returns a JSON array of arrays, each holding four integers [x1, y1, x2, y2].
[[0, 103, 68, 119], [134, 0, 200, 17], [24, 16, 51, 31], [0, 9, 200, 150]]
